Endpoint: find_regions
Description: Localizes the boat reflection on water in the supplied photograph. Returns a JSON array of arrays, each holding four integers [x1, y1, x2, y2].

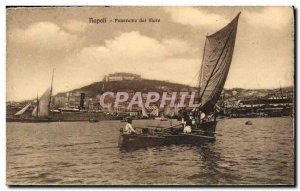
[[191, 144, 243, 184], [117, 142, 227, 183]]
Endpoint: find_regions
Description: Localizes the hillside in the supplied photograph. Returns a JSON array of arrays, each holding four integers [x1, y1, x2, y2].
[[55, 79, 194, 97], [9, 78, 293, 106], [55, 78, 293, 99]]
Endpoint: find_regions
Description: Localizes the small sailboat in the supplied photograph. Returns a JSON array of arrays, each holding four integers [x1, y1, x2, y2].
[[140, 100, 149, 119], [174, 103, 179, 117], [119, 12, 241, 149], [150, 107, 159, 117], [245, 120, 253, 125], [157, 105, 170, 121], [163, 105, 171, 117]]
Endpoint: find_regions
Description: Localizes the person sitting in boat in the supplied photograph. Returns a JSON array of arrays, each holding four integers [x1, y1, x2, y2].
[[207, 113, 213, 121], [200, 111, 206, 123], [181, 110, 189, 127], [183, 116, 193, 134], [207, 111, 216, 122], [123, 118, 136, 134]]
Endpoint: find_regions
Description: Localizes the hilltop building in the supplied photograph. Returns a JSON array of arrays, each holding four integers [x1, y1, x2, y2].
[[103, 72, 142, 82]]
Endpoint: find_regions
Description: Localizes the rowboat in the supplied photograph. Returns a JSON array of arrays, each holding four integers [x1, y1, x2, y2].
[[119, 121, 217, 149], [118, 132, 216, 149]]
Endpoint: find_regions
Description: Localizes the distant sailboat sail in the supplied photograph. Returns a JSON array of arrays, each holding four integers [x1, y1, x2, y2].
[[174, 103, 179, 116], [169, 107, 175, 117], [141, 102, 149, 118], [14, 103, 31, 116], [199, 12, 240, 114], [163, 105, 171, 117], [32, 87, 52, 117], [150, 108, 159, 117]]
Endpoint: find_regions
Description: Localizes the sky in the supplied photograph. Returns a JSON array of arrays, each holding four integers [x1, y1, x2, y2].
[[7, 7, 294, 101]]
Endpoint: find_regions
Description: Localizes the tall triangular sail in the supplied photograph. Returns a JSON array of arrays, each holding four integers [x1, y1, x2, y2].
[[32, 70, 54, 118], [49, 69, 54, 113], [199, 13, 240, 114], [32, 88, 52, 117]]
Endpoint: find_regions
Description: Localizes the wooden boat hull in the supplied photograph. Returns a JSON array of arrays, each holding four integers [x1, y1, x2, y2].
[[198, 121, 217, 133], [118, 121, 217, 149], [118, 133, 215, 149], [6, 118, 59, 123]]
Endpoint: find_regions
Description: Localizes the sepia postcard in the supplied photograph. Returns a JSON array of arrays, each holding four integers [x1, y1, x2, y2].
[[6, 6, 294, 186]]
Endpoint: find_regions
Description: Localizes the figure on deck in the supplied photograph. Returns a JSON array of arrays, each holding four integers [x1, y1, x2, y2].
[[181, 110, 189, 127], [183, 115, 193, 134], [123, 118, 136, 134], [200, 111, 206, 123]]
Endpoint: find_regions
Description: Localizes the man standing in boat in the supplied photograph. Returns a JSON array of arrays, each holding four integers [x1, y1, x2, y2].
[[123, 118, 136, 134]]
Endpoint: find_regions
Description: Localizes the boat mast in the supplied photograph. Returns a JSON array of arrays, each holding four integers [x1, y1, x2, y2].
[[49, 69, 55, 115], [36, 93, 39, 119], [198, 38, 207, 105], [279, 82, 284, 99]]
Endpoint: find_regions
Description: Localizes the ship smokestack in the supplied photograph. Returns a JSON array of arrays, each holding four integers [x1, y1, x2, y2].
[[80, 93, 85, 110]]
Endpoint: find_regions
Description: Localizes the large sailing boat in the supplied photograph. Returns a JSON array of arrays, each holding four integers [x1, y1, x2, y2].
[[118, 12, 241, 148], [28, 69, 57, 122], [9, 70, 58, 122]]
